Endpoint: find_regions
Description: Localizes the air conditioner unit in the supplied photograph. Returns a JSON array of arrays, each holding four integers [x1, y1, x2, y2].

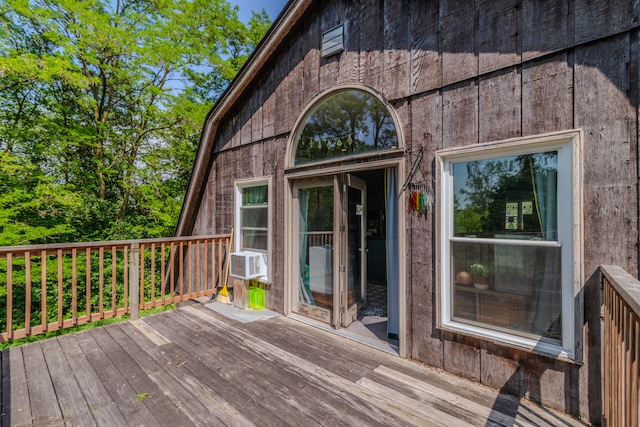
[[229, 251, 267, 280]]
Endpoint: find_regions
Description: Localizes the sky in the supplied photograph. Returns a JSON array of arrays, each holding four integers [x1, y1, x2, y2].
[[230, 0, 289, 22]]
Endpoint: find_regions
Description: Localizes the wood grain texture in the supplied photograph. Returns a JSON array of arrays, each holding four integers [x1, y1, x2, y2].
[[0, 303, 588, 427], [522, 53, 574, 135], [522, 0, 570, 61], [479, 67, 521, 143], [410, 1, 441, 94], [442, 80, 478, 147], [383, 0, 410, 100], [440, 0, 477, 86], [478, 0, 520, 74], [574, 0, 640, 44]]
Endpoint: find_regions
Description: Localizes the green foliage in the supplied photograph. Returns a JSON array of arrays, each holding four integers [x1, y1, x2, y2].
[[0, 0, 272, 245]]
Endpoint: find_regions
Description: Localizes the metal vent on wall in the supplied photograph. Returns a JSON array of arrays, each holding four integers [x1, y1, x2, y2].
[[322, 24, 344, 58]]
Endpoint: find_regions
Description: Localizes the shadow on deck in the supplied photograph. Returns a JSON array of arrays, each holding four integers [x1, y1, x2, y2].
[[0, 301, 588, 426]]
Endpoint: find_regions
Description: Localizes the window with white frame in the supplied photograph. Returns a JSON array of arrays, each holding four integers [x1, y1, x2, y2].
[[236, 180, 269, 253], [438, 131, 582, 360]]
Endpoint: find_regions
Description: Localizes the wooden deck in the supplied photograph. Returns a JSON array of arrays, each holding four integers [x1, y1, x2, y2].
[[0, 302, 589, 427]]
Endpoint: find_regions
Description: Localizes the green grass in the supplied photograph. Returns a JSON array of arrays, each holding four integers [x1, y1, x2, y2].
[[0, 304, 175, 350]]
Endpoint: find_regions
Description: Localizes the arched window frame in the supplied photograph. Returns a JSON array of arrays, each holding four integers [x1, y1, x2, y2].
[[286, 85, 404, 169]]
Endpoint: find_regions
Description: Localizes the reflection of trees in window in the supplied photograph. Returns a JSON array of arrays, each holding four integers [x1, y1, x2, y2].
[[294, 90, 398, 165], [454, 152, 557, 240]]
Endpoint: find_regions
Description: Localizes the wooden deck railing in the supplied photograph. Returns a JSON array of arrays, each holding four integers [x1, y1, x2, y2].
[[602, 264, 640, 427], [0, 234, 230, 342]]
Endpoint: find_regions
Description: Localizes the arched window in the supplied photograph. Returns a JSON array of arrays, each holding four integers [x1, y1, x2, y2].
[[292, 89, 399, 166]]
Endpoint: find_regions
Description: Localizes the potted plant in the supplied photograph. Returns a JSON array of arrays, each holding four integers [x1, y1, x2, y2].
[[470, 263, 490, 289]]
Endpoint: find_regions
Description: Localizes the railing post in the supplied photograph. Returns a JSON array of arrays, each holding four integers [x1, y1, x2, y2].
[[129, 243, 140, 321]]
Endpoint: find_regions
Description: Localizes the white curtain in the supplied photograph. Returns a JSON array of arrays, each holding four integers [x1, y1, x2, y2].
[[385, 168, 399, 338]]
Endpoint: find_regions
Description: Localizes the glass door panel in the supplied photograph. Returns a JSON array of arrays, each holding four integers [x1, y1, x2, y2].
[[295, 180, 335, 324], [343, 174, 367, 327]]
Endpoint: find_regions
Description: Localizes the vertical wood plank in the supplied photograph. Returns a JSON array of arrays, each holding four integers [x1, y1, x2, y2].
[[129, 243, 140, 320], [188, 241, 193, 298], [479, 67, 521, 143], [522, 54, 573, 135], [57, 249, 63, 328], [478, 0, 520, 74], [410, 0, 440, 94], [140, 244, 145, 308], [25, 252, 31, 335], [85, 248, 91, 320], [441, 0, 477, 86], [170, 242, 176, 302], [383, 0, 410, 100], [522, 0, 570, 62], [123, 246, 129, 313], [161, 243, 166, 305], [359, 0, 383, 88], [41, 250, 47, 331], [111, 246, 117, 316], [71, 249, 76, 325], [179, 241, 184, 300], [6, 253, 12, 339], [99, 247, 104, 319], [151, 243, 156, 306], [195, 240, 201, 296]]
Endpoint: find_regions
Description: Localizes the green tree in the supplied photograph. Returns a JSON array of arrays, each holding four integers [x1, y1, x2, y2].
[[0, 0, 271, 243]]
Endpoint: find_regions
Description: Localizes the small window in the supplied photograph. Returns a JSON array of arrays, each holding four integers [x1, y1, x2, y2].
[[438, 131, 582, 360], [236, 181, 269, 253]]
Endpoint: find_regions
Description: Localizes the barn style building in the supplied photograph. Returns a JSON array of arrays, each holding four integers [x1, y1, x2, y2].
[[176, 0, 640, 422]]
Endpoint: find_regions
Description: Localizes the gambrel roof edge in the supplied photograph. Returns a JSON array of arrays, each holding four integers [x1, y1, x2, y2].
[[175, 0, 311, 237]]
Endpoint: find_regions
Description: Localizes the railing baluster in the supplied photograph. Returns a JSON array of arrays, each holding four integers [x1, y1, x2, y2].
[[25, 251, 31, 335], [187, 240, 192, 299], [179, 241, 184, 301], [85, 247, 91, 321], [71, 248, 77, 325], [41, 250, 47, 331], [99, 247, 104, 319], [6, 253, 13, 340], [129, 243, 140, 320], [57, 249, 63, 328], [151, 243, 156, 307], [139, 244, 145, 310], [124, 246, 129, 313], [161, 242, 166, 306], [170, 242, 175, 302], [112, 246, 117, 317]]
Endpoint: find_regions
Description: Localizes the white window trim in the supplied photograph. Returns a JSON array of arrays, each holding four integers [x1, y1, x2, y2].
[[436, 130, 583, 362], [234, 176, 272, 280]]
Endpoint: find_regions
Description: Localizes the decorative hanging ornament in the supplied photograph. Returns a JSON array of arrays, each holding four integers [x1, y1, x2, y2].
[[347, 135, 353, 146]]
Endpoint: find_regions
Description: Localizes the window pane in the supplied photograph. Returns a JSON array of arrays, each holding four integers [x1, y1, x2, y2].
[[294, 90, 398, 165], [241, 207, 268, 228], [453, 152, 558, 241], [242, 230, 267, 251], [452, 241, 561, 343], [242, 185, 268, 205]]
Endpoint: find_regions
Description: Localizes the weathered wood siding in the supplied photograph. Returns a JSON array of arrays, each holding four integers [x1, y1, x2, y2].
[[189, 0, 640, 422]]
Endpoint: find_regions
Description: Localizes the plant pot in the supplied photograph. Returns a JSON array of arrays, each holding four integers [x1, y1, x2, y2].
[[473, 276, 489, 290]]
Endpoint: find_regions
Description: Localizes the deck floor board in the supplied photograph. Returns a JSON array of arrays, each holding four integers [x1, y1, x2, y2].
[[0, 302, 589, 427]]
